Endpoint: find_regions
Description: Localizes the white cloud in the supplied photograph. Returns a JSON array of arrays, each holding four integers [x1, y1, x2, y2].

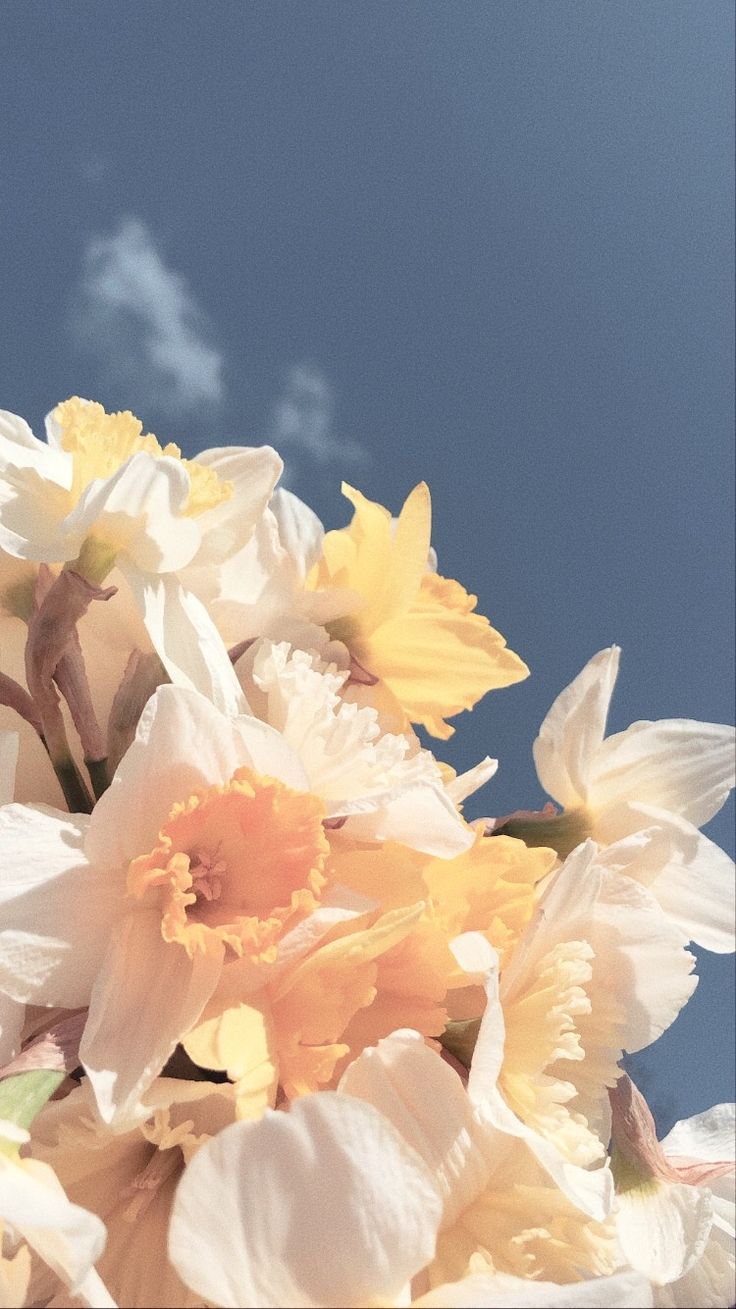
[[71, 217, 225, 421], [270, 364, 366, 466]]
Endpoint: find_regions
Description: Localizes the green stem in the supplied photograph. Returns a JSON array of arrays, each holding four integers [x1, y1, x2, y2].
[[85, 756, 111, 802]]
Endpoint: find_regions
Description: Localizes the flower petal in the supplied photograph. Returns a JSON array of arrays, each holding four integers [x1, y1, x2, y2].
[[344, 786, 475, 858], [81, 910, 222, 1125], [0, 805, 121, 1006], [416, 1269, 653, 1307], [615, 1176, 713, 1285], [533, 647, 620, 809], [661, 1103, 736, 1166], [595, 802, 735, 953], [168, 1093, 442, 1308], [120, 566, 248, 717], [270, 487, 324, 579], [590, 719, 735, 829], [86, 685, 252, 869], [0, 1155, 108, 1302], [189, 445, 283, 566]]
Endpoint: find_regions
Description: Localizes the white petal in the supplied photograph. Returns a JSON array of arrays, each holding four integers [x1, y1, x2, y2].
[[0, 1155, 107, 1299], [87, 685, 251, 869], [120, 567, 248, 717], [190, 445, 283, 566], [81, 910, 222, 1125], [596, 803, 735, 953], [270, 487, 325, 578], [661, 1103, 735, 1165], [533, 647, 620, 808], [417, 1270, 653, 1307], [444, 756, 498, 806], [0, 412, 70, 483], [0, 805, 122, 1006], [0, 730, 18, 804], [234, 714, 311, 792], [339, 1030, 489, 1225], [616, 1178, 713, 1284], [168, 1093, 442, 1308], [344, 786, 475, 858], [470, 945, 614, 1222], [590, 719, 735, 829], [65, 452, 200, 573]]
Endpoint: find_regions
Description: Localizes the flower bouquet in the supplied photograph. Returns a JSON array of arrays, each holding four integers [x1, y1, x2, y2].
[[0, 398, 733, 1308]]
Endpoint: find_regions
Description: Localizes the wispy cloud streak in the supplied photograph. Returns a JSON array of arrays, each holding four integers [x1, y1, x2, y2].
[[270, 364, 366, 467], [71, 217, 225, 422]]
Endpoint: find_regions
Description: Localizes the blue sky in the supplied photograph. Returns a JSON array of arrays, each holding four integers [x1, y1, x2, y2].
[[2, 1, 733, 1129]]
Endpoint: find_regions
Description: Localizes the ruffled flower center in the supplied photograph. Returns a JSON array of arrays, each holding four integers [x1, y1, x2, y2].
[[127, 767, 329, 961], [54, 397, 233, 517]]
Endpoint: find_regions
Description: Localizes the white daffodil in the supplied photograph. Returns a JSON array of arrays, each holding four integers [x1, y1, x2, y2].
[[339, 1022, 617, 1293], [239, 639, 486, 853], [0, 682, 471, 1125], [0, 400, 282, 715], [168, 1091, 444, 1308], [610, 1078, 735, 1308], [167, 1085, 652, 1309], [0, 1119, 113, 1308], [502, 647, 735, 953], [494, 839, 697, 1160]]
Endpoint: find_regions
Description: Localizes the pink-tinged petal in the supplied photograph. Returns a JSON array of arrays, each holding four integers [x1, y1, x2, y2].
[[533, 647, 620, 809], [343, 786, 475, 858], [416, 1270, 653, 1307], [339, 1030, 489, 1226], [596, 802, 735, 954], [590, 719, 735, 829], [189, 445, 283, 566], [662, 1104, 735, 1167], [120, 566, 248, 718], [269, 487, 325, 579], [0, 805, 123, 1006], [168, 1093, 442, 1308], [0, 1156, 108, 1301], [87, 685, 250, 869], [81, 910, 223, 1126]]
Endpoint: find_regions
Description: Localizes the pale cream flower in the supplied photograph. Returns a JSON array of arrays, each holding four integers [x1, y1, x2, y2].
[[504, 647, 735, 952], [0, 401, 282, 715], [610, 1077, 735, 1308]]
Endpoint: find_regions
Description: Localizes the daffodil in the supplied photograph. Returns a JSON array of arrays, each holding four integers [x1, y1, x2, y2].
[[339, 1021, 616, 1291], [501, 647, 735, 952], [0, 679, 471, 1124], [609, 1077, 735, 1308], [495, 840, 697, 1164], [167, 1082, 652, 1309], [0, 400, 282, 715], [306, 482, 529, 738], [0, 1117, 113, 1308]]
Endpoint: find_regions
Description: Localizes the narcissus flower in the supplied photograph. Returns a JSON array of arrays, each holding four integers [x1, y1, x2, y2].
[[0, 400, 282, 713], [306, 482, 529, 738], [0, 680, 472, 1123], [502, 647, 736, 952]]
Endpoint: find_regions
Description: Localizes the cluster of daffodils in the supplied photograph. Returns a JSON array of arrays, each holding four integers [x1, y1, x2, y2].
[[0, 398, 733, 1309]]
